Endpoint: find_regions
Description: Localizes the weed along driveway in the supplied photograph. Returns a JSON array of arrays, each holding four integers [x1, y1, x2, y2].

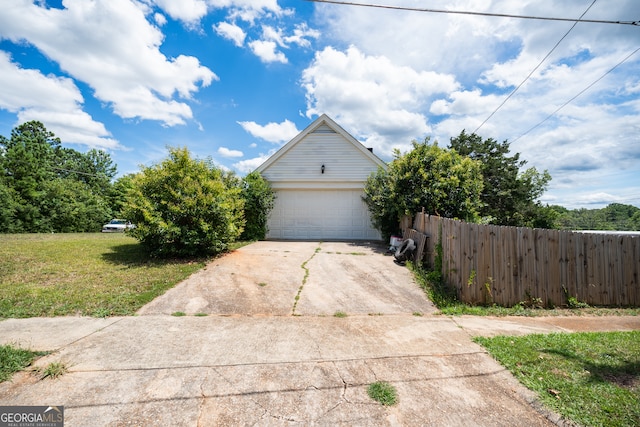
[[137, 241, 435, 316], [0, 241, 562, 426]]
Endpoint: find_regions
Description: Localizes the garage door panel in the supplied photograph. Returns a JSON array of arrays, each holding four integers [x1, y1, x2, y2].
[[267, 189, 380, 240]]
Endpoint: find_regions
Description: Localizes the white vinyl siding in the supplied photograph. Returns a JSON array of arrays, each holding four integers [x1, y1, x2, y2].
[[266, 190, 381, 240], [260, 133, 380, 186]]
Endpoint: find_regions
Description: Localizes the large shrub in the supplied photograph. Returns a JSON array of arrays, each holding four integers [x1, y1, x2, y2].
[[240, 171, 275, 241], [122, 147, 244, 257], [363, 139, 484, 240]]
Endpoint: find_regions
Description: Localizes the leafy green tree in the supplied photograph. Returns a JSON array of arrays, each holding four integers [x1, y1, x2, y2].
[[38, 179, 112, 232], [363, 166, 402, 239], [57, 148, 117, 196], [364, 139, 484, 239], [602, 203, 640, 230], [449, 131, 551, 227], [108, 174, 136, 217], [0, 180, 17, 233], [0, 121, 117, 233], [554, 203, 640, 231], [630, 210, 640, 230], [1, 121, 60, 231], [240, 171, 275, 241], [122, 147, 245, 257]]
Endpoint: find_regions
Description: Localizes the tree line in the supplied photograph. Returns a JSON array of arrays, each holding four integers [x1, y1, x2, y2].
[[551, 203, 640, 231], [0, 122, 275, 256]]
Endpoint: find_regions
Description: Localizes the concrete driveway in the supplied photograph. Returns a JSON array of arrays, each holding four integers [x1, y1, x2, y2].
[[137, 241, 436, 317], [3, 241, 616, 426]]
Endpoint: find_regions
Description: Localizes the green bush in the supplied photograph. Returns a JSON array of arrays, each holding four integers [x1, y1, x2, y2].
[[363, 139, 483, 240], [122, 147, 244, 257], [240, 171, 275, 240]]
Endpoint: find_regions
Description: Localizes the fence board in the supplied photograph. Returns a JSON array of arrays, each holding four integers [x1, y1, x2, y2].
[[409, 212, 639, 307]]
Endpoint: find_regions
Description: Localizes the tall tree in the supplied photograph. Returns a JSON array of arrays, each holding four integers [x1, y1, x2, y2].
[[57, 148, 117, 196], [0, 121, 116, 232], [449, 131, 551, 227], [1, 121, 60, 231], [364, 139, 484, 239]]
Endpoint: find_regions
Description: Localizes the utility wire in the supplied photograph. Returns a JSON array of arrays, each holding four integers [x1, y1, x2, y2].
[[473, 0, 598, 134], [305, 0, 640, 26], [51, 166, 107, 178], [511, 45, 640, 143]]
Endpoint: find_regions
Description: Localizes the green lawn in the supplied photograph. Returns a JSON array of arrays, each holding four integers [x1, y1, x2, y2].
[[0, 233, 221, 318], [475, 331, 640, 427]]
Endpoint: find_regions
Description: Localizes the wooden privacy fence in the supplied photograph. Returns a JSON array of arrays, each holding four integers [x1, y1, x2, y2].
[[406, 213, 640, 307]]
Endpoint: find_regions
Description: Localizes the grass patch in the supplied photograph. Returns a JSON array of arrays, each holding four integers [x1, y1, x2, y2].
[[333, 311, 348, 318], [475, 331, 640, 427], [194, 312, 208, 317], [0, 233, 251, 318], [367, 381, 398, 406], [258, 282, 268, 287], [409, 262, 640, 317], [171, 311, 186, 317], [0, 344, 48, 382], [291, 246, 321, 315], [412, 311, 423, 317], [33, 361, 68, 380]]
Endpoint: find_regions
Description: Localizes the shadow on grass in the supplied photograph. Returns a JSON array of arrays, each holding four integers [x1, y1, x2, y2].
[[101, 243, 208, 267], [542, 347, 640, 391]]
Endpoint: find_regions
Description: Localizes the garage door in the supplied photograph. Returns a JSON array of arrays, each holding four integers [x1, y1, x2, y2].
[[266, 189, 381, 240]]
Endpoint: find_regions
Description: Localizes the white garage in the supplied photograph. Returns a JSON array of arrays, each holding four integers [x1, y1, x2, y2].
[[255, 114, 386, 241], [267, 189, 380, 240]]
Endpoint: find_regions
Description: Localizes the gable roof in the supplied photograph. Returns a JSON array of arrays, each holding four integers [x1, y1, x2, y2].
[[255, 114, 387, 173]]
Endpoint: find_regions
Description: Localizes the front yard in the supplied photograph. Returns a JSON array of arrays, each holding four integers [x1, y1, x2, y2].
[[0, 233, 214, 318]]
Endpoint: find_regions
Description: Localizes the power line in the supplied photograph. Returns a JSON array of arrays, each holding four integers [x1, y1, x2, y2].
[[305, 0, 640, 26], [511, 45, 640, 143], [51, 166, 107, 178], [473, 0, 598, 134]]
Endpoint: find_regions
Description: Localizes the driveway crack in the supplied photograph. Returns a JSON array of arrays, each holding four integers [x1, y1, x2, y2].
[[196, 369, 209, 427], [291, 244, 322, 315]]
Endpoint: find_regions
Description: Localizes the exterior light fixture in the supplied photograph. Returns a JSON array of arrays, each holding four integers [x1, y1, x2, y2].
[[321, 164, 325, 174]]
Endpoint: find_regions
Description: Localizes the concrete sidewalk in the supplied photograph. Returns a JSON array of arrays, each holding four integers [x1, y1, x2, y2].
[[1, 314, 638, 426]]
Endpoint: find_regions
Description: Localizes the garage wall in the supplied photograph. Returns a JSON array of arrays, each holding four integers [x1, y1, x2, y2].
[[266, 189, 381, 240]]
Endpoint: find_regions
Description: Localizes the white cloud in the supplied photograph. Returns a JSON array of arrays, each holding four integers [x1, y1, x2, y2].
[[0, 0, 216, 127], [217, 146, 244, 157], [237, 119, 299, 144], [0, 51, 120, 149], [284, 23, 320, 48], [214, 21, 246, 46], [152, 0, 208, 23], [301, 45, 459, 157], [154, 12, 167, 26], [219, 0, 287, 24], [248, 40, 287, 64], [233, 151, 275, 173]]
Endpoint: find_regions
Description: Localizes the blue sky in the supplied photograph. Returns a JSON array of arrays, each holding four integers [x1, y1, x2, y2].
[[0, 0, 639, 209]]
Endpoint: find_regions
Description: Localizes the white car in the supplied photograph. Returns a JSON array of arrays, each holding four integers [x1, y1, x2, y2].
[[101, 219, 135, 233]]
